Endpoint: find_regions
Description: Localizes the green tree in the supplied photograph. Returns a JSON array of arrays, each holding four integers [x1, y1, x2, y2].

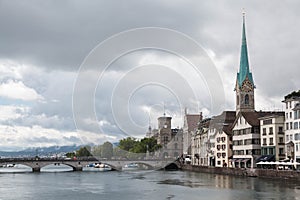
[[118, 137, 138, 152], [65, 152, 76, 158], [76, 146, 92, 157]]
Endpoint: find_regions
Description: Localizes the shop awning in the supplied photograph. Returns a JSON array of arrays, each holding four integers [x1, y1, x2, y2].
[[256, 155, 275, 163]]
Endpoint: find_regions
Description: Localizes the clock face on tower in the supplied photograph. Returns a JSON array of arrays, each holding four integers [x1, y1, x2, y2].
[[242, 80, 253, 92]]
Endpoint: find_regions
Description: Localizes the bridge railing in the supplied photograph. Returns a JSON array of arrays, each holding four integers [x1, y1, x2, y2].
[[0, 156, 177, 163]]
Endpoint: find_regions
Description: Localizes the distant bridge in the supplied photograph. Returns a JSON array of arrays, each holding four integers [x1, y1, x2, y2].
[[0, 157, 181, 172]]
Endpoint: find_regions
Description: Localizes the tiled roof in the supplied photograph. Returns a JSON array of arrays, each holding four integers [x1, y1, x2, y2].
[[210, 111, 236, 134], [237, 111, 283, 127]]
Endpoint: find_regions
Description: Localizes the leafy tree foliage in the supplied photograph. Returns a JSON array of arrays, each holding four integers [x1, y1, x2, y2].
[[65, 152, 76, 158], [76, 146, 92, 157], [118, 137, 138, 152], [118, 137, 161, 154]]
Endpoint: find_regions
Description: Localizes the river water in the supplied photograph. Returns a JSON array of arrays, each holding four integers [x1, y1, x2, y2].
[[0, 165, 299, 200]]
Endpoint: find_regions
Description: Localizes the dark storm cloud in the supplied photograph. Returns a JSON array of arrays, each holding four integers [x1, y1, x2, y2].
[[0, 0, 210, 70]]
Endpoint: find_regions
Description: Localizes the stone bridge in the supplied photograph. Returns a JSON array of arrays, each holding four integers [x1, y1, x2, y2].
[[0, 157, 181, 172]]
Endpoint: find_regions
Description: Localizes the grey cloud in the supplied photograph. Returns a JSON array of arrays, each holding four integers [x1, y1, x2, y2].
[[0, 0, 299, 149]]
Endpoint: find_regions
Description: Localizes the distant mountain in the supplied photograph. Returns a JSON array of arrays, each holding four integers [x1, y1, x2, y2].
[[0, 145, 82, 158]]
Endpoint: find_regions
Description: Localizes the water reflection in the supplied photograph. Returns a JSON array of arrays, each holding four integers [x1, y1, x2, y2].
[[157, 171, 300, 200]]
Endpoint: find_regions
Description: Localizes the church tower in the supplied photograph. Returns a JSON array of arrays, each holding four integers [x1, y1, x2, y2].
[[235, 12, 255, 114]]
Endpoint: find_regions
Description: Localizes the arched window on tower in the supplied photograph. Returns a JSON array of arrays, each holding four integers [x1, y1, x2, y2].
[[245, 94, 249, 105]]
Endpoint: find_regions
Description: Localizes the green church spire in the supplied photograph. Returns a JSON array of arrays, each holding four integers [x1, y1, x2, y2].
[[237, 11, 254, 87]]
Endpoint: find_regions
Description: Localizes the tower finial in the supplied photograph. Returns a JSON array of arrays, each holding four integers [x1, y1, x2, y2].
[[242, 8, 246, 17], [163, 102, 166, 116]]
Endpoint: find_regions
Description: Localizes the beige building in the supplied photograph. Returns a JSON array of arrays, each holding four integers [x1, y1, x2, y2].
[[191, 118, 210, 166], [213, 111, 236, 168]]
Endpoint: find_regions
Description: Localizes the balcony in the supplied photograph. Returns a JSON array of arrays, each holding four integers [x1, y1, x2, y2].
[[278, 131, 284, 135]]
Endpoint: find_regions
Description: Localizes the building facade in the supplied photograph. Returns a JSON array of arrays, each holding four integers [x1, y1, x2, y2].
[[155, 114, 183, 159], [191, 118, 210, 166], [213, 111, 236, 168], [182, 109, 202, 157], [259, 113, 285, 161], [282, 90, 300, 163]]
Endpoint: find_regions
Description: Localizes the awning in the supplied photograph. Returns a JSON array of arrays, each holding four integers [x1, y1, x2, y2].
[[256, 155, 275, 163], [242, 159, 250, 163]]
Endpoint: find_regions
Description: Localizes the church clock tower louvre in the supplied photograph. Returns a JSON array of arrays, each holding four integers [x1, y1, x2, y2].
[[235, 11, 255, 114]]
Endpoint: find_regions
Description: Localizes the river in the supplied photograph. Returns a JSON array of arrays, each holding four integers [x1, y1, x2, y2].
[[0, 165, 299, 200]]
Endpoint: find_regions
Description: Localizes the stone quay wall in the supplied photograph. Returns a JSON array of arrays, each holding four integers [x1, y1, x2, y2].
[[182, 165, 300, 180]]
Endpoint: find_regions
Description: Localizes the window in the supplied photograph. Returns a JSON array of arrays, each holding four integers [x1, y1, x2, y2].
[[279, 148, 284, 155], [286, 113, 288, 119], [295, 133, 300, 141], [222, 153, 226, 158], [269, 138, 274, 145], [269, 127, 273, 135], [286, 102, 288, 109], [263, 119, 272, 125], [286, 123, 289, 130], [279, 137, 284, 144], [263, 148, 267, 155], [269, 148, 274, 155], [286, 135, 289, 141], [174, 143, 178, 149], [245, 94, 249, 105], [263, 128, 266, 135], [263, 138, 267, 145], [279, 126, 283, 133], [290, 112, 292, 119], [295, 110, 300, 119], [294, 122, 299, 129], [290, 122, 293, 129], [222, 145, 226, 150], [237, 95, 239, 105]]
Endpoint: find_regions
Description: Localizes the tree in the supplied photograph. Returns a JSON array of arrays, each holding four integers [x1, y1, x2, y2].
[[92, 145, 102, 157], [118, 136, 161, 154], [65, 152, 76, 158], [118, 137, 138, 152], [101, 141, 113, 158], [76, 146, 92, 157]]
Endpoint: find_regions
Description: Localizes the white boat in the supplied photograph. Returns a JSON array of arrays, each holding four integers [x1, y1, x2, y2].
[[94, 163, 111, 171], [123, 163, 139, 170]]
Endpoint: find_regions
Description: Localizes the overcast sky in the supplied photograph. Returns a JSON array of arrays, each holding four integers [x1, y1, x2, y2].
[[0, 0, 299, 151]]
